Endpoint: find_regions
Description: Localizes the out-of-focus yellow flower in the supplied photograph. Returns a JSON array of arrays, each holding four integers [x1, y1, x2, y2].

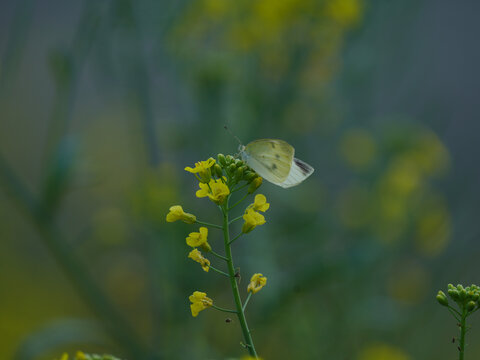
[[185, 158, 216, 183], [188, 248, 210, 272], [186, 227, 211, 252], [415, 204, 451, 257], [357, 343, 410, 360], [247, 194, 270, 212], [247, 273, 267, 294], [196, 178, 230, 204], [387, 261, 429, 305], [166, 205, 197, 224], [325, 0, 362, 27], [242, 208, 266, 233], [241, 357, 264, 360], [76, 352, 87, 360], [59, 354, 68, 360], [189, 291, 213, 317]]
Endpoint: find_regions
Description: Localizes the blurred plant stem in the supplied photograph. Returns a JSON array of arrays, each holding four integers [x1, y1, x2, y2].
[[0, 0, 34, 93], [221, 196, 258, 358], [0, 156, 156, 359]]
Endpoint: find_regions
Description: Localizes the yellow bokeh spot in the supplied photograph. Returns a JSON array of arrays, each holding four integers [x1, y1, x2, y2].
[[411, 131, 450, 176], [340, 129, 377, 170], [387, 261, 430, 304], [358, 343, 410, 360], [325, 0, 362, 27], [415, 205, 451, 257]]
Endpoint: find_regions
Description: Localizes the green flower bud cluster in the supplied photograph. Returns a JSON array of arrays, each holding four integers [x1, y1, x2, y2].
[[216, 153, 262, 191], [437, 284, 480, 314]]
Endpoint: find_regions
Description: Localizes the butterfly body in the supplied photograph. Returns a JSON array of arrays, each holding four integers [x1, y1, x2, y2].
[[239, 139, 314, 188]]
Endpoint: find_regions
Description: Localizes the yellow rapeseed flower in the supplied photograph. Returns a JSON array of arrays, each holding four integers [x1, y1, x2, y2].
[[75, 352, 87, 360], [188, 248, 210, 272], [247, 194, 270, 212], [186, 227, 211, 252], [247, 273, 267, 294], [242, 208, 266, 233], [166, 205, 197, 224], [196, 178, 230, 205], [185, 158, 216, 183], [59, 354, 68, 360], [189, 291, 213, 317]]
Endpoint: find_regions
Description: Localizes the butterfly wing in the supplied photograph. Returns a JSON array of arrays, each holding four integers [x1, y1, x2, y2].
[[242, 139, 294, 185], [278, 158, 315, 188]]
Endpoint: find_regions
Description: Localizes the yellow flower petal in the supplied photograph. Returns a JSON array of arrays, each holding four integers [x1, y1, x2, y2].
[[189, 291, 213, 317], [196, 179, 230, 205], [188, 248, 211, 272], [247, 273, 267, 294], [242, 208, 266, 233], [166, 205, 197, 224]]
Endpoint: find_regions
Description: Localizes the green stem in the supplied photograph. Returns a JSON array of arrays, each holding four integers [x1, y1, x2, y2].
[[231, 183, 249, 193], [196, 220, 223, 229], [243, 292, 253, 312], [211, 304, 238, 314], [229, 215, 244, 225], [459, 307, 467, 360], [228, 193, 250, 211], [210, 250, 228, 262], [222, 197, 258, 358], [229, 233, 243, 245], [209, 265, 230, 278]]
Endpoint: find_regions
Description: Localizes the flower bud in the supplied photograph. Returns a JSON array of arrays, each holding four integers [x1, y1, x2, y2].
[[460, 289, 467, 300], [228, 163, 237, 175], [235, 166, 244, 179], [448, 289, 460, 301], [235, 158, 244, 167], [217, 154, 227, 166], [244, 171, 257, 182], [436, 291, 449, 307], [248, 177, 263, 194], [214, 164, 223, 178], [225, 155, 234, 165], [467, 301, 476, 312]]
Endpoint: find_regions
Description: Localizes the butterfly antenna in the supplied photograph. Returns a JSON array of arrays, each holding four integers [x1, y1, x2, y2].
[[224, 125, 243, 145]]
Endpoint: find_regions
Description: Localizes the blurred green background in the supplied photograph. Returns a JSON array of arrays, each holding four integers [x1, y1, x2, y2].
[[1, 0, 479, 359]]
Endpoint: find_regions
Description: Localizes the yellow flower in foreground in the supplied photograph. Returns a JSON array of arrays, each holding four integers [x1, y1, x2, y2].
[[166, 205, 196, 224], [247, 194, 270, 212], [59, 354, 68, 360], [358, 343, 410, 360], [185, 158, 216, 183], [186, 227, 211, 251], [189, 291, 213, 317], [75, 352, 87, 360], [196, 178, 230, 204], [247, 273, 267, 294], [188, 248, 210, 272], [241, 357, 264, 360], [242, 208, 266, 233]]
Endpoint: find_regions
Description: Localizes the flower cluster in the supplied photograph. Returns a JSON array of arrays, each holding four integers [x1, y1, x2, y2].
[[166, 154, 269, 357], [437, 283, 480, 358], [437, 283, 480, 312]]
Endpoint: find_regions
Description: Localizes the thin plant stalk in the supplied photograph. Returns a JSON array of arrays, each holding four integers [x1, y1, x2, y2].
[[221, 195, 257, 358]]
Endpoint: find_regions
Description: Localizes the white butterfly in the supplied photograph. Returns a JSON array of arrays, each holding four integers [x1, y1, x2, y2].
[[239, 139, 314, 188]]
